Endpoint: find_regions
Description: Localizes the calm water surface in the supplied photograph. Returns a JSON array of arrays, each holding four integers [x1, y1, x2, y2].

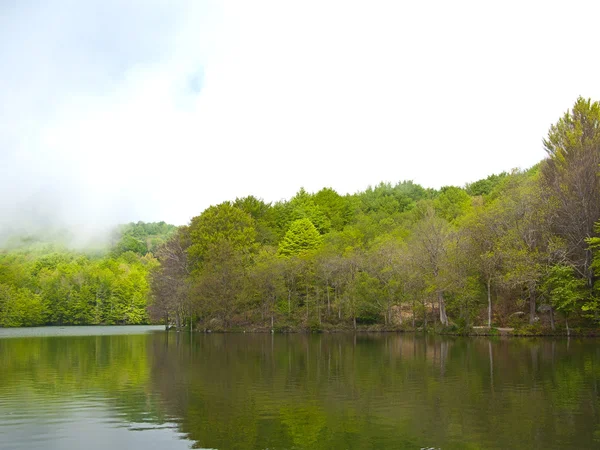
[[0, 328, 599, 449]]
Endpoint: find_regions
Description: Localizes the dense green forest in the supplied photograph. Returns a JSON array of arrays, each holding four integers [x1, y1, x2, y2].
[[2, 97, 600, 333], [0, 222, 175, 326]]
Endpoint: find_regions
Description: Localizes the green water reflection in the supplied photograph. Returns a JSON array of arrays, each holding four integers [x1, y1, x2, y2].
[[1, 331, 599, 449]]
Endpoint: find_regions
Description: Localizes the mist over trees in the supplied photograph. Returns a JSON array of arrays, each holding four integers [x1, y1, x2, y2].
[[0, 222, 173, 327], [2, 98, 600, 332]]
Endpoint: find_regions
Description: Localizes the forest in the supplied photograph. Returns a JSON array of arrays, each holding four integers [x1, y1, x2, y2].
[[2, 97, 600, 333], [0, 222, 174, 326]]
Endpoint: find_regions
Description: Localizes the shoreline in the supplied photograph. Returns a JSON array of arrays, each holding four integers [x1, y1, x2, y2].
[[3, 323, 599, 338]]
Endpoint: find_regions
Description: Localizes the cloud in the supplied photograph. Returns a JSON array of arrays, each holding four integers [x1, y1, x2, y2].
[[0, 0, 217, 239], [2, 0, 600, 242]]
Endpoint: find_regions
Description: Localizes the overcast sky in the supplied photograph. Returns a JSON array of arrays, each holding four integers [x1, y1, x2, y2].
[[2, 0, 600, 233]]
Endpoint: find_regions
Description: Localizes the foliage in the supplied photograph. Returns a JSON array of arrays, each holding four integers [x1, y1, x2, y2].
[[278, 219, 323, 257], [111, 221, 177, 256], [542, 264, 586, 317], [0, 224, 164, 327]]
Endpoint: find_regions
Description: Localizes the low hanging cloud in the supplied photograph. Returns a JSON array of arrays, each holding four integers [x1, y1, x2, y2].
[[0, 0, 216, 243]]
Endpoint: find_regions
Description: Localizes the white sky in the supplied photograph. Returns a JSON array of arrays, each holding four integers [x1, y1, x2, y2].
[[2, 0, 600, 232]]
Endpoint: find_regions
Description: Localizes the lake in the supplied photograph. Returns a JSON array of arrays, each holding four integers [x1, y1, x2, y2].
[[0, 328, 598, 449]]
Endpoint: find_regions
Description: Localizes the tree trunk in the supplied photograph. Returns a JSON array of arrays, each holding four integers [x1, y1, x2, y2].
[[316, 288, 321, 325], [306, 285, 309, 320], [566, 316, 570, 336], [438, 291, 448, 326], [529, 285, 536, 325], [487, 276, 492, 328], [326, 281, 331, 315], [549, 306, 555, 331]]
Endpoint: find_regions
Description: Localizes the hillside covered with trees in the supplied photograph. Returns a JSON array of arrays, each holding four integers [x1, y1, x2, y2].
[[2, 98, 600, 334], [149, 98, 600, 334], [0, 222, 174, 326]]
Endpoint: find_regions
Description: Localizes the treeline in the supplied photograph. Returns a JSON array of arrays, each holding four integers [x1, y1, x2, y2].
[[0, 222, 173, 326], [150, 97, 600, 333]]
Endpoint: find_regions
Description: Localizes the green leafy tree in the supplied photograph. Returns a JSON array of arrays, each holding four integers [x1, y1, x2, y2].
[[194, 241, 247, 326], [278, 219, 322, 257], [434, 186, 473, 223], [245, 248, 286, 327], [0, 284, 45, 327], [187, 202, 258, 268], [542, 264, 586, 334], [408, 204, 453, 326], [312, 187, 352, 231], [283, 188, 332, 234], [465, 172, 508, 197], [494, 173, 555, 324], [542, 97, 600, 289]]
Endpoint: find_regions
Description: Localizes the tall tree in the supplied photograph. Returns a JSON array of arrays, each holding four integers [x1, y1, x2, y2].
[[542, 97, 600, 288], [149, 227, 192, 330], [278, 219, 322, 257], [408, 204, 453, 326], [187, 202, 257, 268], [494, 173, 555, 324]]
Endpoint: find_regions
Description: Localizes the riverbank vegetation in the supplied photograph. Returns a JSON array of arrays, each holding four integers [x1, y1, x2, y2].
[[2, 97, 600, 334]]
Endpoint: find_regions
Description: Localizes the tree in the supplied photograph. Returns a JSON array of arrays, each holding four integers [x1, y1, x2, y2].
[[187, 202, 257, 268], [494, 173, 555, 324], [542, 97, 600, 288], [462, 202, 504, 327], [434, 186, 473, 223], [149, 227, 193, 329], [542, 264, 586, 335], [0, 284, 45, 327], [233, 196, 279, 245], [194, 241, 246, 327], [408, 204, 453, 326], [465, 172, 508, 197], [245, 247, 286, 327], [312, 187, 352, 231], [278, 219, 322, 257], [365, 236, 407, 326], [280, 188, 332, 235]]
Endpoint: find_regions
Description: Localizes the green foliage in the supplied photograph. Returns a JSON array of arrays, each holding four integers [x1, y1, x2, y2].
[[465, 172, 508, 197], [0, 284, 46, 327], [111, 221, 177, 256], [0, 239, 160, 326], [187, 202, 258, 267], [234, 196, 279, 244], [278, 219, 323, 257], [542, 97, 600, 297], [312, 187, 353, 231], [542, 264, 586, 317], [514, 323, 544, 336], [284, 188, 332, 234], [433, 186, 472, 223], [357, 182, 415, 216]]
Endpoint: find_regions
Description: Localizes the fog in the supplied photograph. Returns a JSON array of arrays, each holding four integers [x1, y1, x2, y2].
[[2, 0, 600, 246], [1, 0, 214, 244]]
